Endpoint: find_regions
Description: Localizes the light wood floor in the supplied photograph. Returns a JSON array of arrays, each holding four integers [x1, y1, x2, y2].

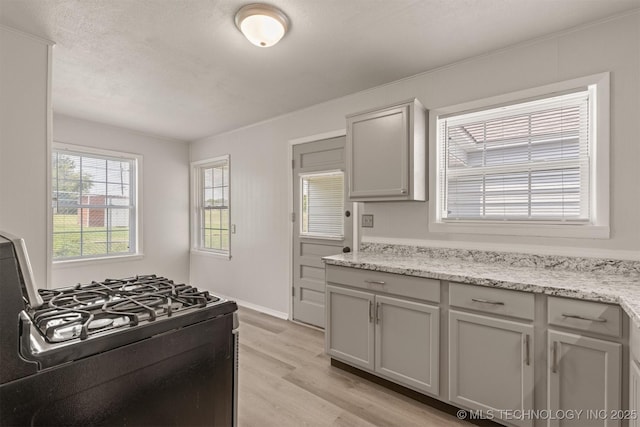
[[237, 307, 471, 427]]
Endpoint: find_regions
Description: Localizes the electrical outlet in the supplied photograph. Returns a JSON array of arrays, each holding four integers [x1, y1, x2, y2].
[[362, 214, 374, 228]]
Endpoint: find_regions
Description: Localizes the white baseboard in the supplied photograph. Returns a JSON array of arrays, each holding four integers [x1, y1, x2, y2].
[[214, 293, 289, 320], [362, 236, 640, 261]]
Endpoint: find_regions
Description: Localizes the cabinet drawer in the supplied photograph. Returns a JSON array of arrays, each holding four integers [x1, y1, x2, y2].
[[449, 282, 534, 320], [547, 296, 622, 338], [325, 266, 440, 303]]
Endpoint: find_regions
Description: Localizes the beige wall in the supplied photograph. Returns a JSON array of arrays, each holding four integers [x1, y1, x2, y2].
[[0, 26, 52, 287], [190, 11, 640, 315], [52, 114, 191, 287]]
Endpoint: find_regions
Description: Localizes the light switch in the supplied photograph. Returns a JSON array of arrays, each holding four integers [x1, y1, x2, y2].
[[362, 214, 374, 228]]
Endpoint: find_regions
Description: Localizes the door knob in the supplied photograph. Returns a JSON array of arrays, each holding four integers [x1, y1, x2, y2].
[[345, 210, 351, 217], [342, 247, 351, 253]]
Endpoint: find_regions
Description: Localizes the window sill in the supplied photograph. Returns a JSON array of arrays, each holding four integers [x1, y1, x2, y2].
[[52, 253, 144, 268], [191, 249, 231, 260], [428, 221, 610, 239]]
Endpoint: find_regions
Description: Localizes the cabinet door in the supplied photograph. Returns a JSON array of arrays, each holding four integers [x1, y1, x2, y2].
[[374, 295, 439, 395], [347, 104, 409, 199], [548, 330, 621, 427], [325, 285, 374, 370], [449, 310, 534, 427], [631, 359, 640, 427]]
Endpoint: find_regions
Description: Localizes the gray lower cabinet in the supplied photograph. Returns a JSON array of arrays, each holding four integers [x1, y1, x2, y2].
[[630, 323, 640, 427], [375, 295, 439, 394], [326, 285, 374, 370], [449, 310, 534, 427], [630, 359, 640, 427], [326, 285, 439, 394], [547, 330, 621, 427]]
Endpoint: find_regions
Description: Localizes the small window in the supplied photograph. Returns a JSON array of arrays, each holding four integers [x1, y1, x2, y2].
[[192, 156, 230, 256], [300, 171, 344, 239], [430, 73, 609, 239], [52, 145, 139, 261]]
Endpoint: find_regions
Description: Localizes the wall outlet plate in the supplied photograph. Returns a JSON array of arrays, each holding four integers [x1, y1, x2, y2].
[[362, 214, 374, 228]]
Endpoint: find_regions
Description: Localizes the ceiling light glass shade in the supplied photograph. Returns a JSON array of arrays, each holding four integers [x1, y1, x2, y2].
[[235, 4, 289, 47]]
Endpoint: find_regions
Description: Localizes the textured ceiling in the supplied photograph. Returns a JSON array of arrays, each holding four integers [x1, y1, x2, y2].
[[1, 0, 639, 141]]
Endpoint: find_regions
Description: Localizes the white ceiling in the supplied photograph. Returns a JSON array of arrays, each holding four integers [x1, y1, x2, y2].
[[1, 0, 639, 141]]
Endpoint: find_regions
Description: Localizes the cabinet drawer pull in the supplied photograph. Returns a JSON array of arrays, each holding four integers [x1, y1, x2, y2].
[[552, 341, 558, 373], [364, 280, 386, 285], [471, 298, 505, 306], [525, 334, 530, 366], [561, 313, 607, 323], [368, 301, 373, 323], [376, 302, 381, 324]]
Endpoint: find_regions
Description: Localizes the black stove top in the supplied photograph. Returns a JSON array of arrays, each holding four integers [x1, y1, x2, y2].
[[30, 275, 220, 343]]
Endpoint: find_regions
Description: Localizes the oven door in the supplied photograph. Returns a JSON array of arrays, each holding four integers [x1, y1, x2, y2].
[[0, 312, 236, 426]]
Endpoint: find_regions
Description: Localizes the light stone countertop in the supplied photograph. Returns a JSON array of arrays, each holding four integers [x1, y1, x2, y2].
[[323, 249, 640, 329]]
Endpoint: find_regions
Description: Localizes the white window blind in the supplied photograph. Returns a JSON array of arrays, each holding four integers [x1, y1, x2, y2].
[[52, 148, 137, 260], [439, 89, 591, 222], [301, 172, 344, 238]]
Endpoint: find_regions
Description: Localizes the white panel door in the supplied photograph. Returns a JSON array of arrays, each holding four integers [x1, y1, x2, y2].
[[449, 310, 534, 427], [375, 295, 439, 395], [292, 137, 352, 328], [548, 330, 621, 427]]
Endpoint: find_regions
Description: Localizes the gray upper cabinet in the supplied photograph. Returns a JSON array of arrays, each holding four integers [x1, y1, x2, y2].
[[346, 98, 426, 201]]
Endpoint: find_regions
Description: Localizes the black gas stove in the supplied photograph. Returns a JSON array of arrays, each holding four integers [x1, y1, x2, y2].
[[0, 231, 238, 426]]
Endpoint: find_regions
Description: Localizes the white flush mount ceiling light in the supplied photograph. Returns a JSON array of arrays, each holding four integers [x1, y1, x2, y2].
[[235, 3, 290, 47]]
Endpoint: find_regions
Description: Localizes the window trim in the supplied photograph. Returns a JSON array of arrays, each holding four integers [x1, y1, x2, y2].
[[191, 155, 231, 259], [51, 142, 143, 263], [428, 72, 610, 239]]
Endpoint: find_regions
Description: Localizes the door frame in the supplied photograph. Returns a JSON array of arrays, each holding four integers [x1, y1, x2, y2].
[[287, 129, 360, 323]]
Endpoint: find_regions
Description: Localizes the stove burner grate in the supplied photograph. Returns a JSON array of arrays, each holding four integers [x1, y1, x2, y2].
[[30, 275, 219, 343]]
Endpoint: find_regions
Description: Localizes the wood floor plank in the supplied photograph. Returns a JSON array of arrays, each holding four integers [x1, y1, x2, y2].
[[237, 307, 471, 427]]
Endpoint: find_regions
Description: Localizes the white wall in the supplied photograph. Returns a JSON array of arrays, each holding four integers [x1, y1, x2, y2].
[[190, 11, 640, 315], [0, 26, 52, 288], [52, 114, 190, 287]]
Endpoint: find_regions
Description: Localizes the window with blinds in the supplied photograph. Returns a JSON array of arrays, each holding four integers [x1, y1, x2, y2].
[[438, 89, 592, 223], [52, 147, 137, 260], [196, 157, 230, 254], [300, 172, 344, 238]]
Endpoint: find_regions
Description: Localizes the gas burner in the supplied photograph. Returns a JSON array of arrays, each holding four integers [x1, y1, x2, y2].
[[87, 318, 113, 330]]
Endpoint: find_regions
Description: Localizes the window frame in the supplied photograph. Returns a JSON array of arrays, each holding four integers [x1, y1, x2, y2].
[[51, 143, 143, 264], [191, 155, 231, 259], [428, 72, 610, 239]]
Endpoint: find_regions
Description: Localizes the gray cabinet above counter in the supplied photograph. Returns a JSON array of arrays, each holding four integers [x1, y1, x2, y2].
[[346, 98, 426, 202]]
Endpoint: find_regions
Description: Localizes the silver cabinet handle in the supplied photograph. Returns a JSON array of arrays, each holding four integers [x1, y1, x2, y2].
[[561, 313, 607, 323], [368, 301, 373, 323], [364, 280, 386, 285], [376, 302, 381, 324], [552, 341, 558, 373], [525, 334, 530, 366], [400, 189, 407, 194], [471, 298, 505, 305]]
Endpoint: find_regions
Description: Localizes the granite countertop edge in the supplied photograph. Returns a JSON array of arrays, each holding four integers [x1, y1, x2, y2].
[[323, 253, 640, 329]]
